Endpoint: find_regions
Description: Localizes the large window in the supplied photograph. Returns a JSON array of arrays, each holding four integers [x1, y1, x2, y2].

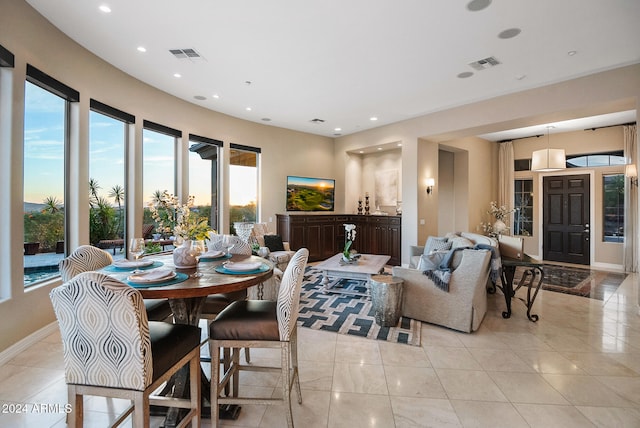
[[23, 66, 78, 286], [89, 101, 132, 256], [229, 144, 260, 233], [603, 174, 624, 242], [142, 121, 178, 232], [189, 135, 222, 232], [514, 179, 533, 236]]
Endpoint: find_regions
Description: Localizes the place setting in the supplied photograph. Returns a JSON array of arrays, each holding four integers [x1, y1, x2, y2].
[[125, 267, 189, 288], [103, 238, 164, 272], [214, 260, 270, 275]]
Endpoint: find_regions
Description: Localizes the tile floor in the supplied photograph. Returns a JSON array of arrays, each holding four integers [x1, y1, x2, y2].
[[0, 272, 639, 427]]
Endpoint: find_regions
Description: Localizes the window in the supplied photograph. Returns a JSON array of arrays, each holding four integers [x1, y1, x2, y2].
[[567, 151, 625, 168], [89, 100, 133, 256], [142, 121, 179, 230], [23, 66, 78, 286], [603, 174, 624, 242], [229, 144, 260, 233], [189, 135, 222, 232], [514, 179, 533, 236]]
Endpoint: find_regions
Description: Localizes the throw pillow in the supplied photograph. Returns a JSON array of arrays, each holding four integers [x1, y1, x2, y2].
[[417, 251, 448, 271], [423, 236, 452, 255], [450, 236, 474, 249], [264, 235, 285, 252]]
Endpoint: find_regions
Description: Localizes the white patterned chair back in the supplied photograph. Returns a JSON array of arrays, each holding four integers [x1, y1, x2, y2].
[[58, 245, 113, 282], [206, 233, 251, 255], [50, 272, 153, 391], [276, 248, 308, 341]]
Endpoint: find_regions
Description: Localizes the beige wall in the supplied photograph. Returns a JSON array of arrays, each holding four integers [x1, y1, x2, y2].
[[1, 0, 640, 353], [0, 0, 334, 352]]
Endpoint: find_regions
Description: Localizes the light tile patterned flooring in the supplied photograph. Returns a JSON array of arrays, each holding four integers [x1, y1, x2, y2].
[[1, 272, 639, 427]]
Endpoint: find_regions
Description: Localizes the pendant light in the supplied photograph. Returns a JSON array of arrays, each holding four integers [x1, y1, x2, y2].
[[531, 125, 566, 172]]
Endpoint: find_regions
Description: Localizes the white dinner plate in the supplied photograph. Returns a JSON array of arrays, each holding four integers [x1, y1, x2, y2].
[[127, 269, 176, 284], [222, 261, 263, 272], [113, 259, 154, 268]]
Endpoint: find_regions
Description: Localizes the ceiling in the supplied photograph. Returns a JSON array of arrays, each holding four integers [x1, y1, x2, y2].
[[25, 0, 640, 138]]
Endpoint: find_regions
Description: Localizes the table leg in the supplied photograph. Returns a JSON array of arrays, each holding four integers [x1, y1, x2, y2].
[[524, 267, 544, 322], [500, 266, 516, 319]]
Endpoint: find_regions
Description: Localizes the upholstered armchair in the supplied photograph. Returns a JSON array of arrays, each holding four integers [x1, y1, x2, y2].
[[251, 222, 295, 272]]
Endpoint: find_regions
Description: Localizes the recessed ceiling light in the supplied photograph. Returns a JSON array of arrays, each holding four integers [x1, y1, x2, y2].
[[498, 28, 521, 39], [99, 5, 111, 13], [567, 50, 577, 56], [334, 127, 342, 132], [370, 117, 378, 121], [212, 94, 220, 99], [194, 95, 206, 100], [467, 0, 491, 12], [359, 151, 364, 154], [137, 46, 146, 53], [173, 73, 181, 78], [397, 143, 402, 147], [457, 71, 474, 79], [377, 147, 383, 150], [246, 107, 252, 111]]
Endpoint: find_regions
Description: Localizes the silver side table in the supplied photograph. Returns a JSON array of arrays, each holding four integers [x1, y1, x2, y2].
[[369, 275, 404, 327]]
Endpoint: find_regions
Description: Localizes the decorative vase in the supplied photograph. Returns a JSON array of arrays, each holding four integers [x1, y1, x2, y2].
[[493, 219, 508, 235], [342, 253, 351, 263], [173, 239, 198, 268]]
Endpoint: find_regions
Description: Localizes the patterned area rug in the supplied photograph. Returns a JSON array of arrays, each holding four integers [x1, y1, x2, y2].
[[513, 264, 627, 300], [297, 267, 421, 346]]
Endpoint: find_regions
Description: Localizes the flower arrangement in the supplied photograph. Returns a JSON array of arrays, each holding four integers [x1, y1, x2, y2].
[[479, 201, 514, 237], [147, 191, 212, 241], [343, 223, 357, 260]]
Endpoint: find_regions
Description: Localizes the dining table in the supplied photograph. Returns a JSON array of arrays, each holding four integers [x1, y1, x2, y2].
[[101, 251, 274, 428]]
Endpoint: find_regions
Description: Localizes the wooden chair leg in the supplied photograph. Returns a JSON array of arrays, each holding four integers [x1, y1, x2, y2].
[[282, 343, 294, 428], [189, 352, 201, 427], [211, 344, 221, 427]]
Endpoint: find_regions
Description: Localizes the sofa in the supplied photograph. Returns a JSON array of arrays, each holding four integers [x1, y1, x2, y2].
[[391, 232, 497, 333]]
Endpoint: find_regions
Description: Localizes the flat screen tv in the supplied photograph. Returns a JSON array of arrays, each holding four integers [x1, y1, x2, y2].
[[286, 176, 335, 212]]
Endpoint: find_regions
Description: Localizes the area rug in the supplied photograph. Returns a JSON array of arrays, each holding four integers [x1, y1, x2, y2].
[[513, 264, 627, 300], [297, 267, 421, 346]]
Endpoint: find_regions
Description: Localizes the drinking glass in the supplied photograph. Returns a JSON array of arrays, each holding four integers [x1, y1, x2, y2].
[[222, 234, 235, 256], [191, 240, 206, 278], [129, 238, 145, 261]]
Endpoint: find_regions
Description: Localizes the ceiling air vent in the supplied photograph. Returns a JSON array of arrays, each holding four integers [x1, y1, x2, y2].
[[169, 48, 205, 61], [468, 56, 501, 71], [310, 118, 325, 123]]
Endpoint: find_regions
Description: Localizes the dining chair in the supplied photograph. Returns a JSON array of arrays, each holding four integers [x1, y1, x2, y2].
[[58, 245, 173, 321], [50, 272, 201, 428], [208, 248, 309, 428]]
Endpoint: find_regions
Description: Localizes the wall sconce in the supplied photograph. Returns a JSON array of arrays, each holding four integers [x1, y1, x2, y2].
[[625, 164, 638, 186], [425, 178, 435, 194]]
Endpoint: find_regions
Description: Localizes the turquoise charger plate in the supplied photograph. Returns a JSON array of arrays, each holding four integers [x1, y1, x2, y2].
[[199, 253, 232, 262], [126, 272, 189, 288], [214, 264, 270, 275]]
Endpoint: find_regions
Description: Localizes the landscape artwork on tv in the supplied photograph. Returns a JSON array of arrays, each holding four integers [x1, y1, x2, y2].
[[286, 176, 335, 211]]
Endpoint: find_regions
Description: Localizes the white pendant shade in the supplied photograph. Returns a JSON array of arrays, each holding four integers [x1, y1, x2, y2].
[[531, 148, 566, 172]]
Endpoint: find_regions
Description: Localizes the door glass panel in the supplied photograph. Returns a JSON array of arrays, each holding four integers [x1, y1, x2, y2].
[[229, 147, 258, 234]]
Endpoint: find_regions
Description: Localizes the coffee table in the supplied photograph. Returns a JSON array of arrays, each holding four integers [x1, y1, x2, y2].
[[315, 253, 390, 297]]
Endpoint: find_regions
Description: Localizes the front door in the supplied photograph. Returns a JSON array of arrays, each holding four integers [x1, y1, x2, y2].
[[543, 174, 590, 264]]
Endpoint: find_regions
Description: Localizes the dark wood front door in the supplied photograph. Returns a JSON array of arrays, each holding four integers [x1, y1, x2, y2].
[[543, 174, 590, 264]]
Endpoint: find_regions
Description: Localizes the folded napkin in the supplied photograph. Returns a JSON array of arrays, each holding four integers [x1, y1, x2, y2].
[[113, 259, 154, 268], [223, 261, 262, 272], [200, 250, 224, 258], [128, 268, 175, 283]]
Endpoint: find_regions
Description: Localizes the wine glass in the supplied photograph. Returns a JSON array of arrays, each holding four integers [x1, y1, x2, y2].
[[222, 234, 235, 256], [129, 238, 145, 261], [191, 240, 206, 278]]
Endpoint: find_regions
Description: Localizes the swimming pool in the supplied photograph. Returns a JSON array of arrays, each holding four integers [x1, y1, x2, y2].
[[24, 268, 59, 287]]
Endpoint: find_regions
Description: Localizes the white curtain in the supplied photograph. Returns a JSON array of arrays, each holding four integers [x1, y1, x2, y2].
[[624, 124, 637, 272], [498, 141, 515, 229]]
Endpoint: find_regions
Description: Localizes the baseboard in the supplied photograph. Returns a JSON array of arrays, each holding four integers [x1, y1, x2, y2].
[[591, 262, 624, 272], [0, 322, 58, 366]]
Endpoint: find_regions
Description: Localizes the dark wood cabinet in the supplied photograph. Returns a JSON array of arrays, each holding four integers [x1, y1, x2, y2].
[[276, 213, 401, 265]]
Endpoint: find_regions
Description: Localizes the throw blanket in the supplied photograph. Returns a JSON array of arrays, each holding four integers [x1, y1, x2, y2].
[[423, 244, 501, 292]]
